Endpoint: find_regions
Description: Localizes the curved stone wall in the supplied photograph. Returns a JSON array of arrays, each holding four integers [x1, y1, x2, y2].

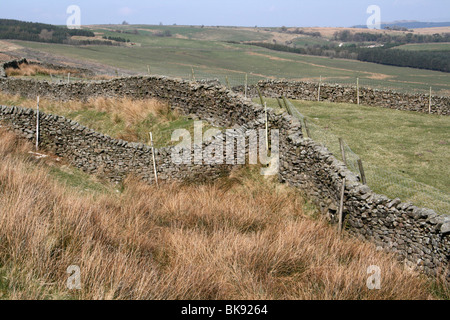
[[0, 75, 448, 283]]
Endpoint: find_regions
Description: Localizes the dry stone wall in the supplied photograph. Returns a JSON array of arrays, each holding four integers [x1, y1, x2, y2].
[[0, 76, 448, 283], [236, 80, 450, 116], [280, 135, 449, 280]]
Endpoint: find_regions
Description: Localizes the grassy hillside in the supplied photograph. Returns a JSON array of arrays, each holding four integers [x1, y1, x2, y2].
[[10, 38, 450, 94], [0, 128, 447, 300], [396, 43, 450, 51], [126, 25, 273, 42], [0, 19, 95, 43]]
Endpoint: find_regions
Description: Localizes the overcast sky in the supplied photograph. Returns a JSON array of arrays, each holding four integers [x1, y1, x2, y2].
[[0, 0, 449, 27]]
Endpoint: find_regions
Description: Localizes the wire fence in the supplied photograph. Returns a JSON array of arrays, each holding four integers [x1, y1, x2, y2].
[[45, 73, 94, 83], [142, 66, 448, 96], [14, 67, 449, 214], [317, 76, 448, 96], [25, 64, 448, 96], [283, 98, 449, 215]]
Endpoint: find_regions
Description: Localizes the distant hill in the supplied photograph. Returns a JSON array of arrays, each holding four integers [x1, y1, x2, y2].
[[0, 19, 95, 43], [352, 21, 450, 30]]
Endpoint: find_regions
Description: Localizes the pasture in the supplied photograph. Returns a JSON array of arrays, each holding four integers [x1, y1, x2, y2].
[[261, 98, 450, 215]]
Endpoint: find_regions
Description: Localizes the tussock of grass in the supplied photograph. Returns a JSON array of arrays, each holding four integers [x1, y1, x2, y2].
[[0, 93, 190, 147], [0, 129, 446, 300]]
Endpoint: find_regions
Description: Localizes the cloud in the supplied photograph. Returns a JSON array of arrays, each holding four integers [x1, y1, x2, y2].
[[118, 7, 134, 16]]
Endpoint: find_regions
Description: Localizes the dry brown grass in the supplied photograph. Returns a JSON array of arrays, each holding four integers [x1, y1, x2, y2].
[[5, 63, 81, 77], [0, 128, 445, 300], [0, 92, 172, 126], [0, 92, 176, 143], [88, 96, 174, 126]]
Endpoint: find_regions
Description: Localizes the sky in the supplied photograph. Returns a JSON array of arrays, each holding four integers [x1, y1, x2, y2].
[[0, 0, 449, 27]]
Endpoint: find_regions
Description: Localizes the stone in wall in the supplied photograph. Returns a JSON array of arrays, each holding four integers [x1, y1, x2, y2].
[[235, 80, 449, 116]]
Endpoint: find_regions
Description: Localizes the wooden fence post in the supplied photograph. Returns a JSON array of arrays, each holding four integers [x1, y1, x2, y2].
[[281, 95, 291, 115], [244, 73, 248, 99], [265, 102, 269, 151], [36, 96, 40, 151], [357, 159, 367, 185], [149, 133, 158, 186], [338, 178, 346, 235], [303, 118, 311, 138], [429, 87, 432, 114], [276, 97, 283, 110], [339, 138, 347, 166], [68, 73, 71, 83], [318, 75, 322, 102], [356, 77, 360, 105]]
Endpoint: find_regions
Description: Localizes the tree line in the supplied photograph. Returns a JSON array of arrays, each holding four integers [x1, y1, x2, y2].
[[244, 42, 449, 73], [333, 30, 450, 44], [0, 19, 94, 44], [358, 49, 449, 72]]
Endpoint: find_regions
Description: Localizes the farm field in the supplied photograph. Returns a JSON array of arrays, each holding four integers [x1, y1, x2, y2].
[[396, 43, 450, 51], [8, 37, 450, 95], [261, 98, 450, 215], [89, 24, 273, 42]]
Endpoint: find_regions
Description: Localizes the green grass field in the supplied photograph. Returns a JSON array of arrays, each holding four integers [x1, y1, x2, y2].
[[93, 24, 272, 42], [260, 98, 450, 215], [396, 43, 450, 51], [12, 37, 450, 95], [6, 22, 449, 95]]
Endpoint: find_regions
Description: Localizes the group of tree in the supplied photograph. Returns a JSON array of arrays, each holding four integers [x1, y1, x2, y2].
[[358, 48, 450, 72], [102, 35, 130, 43], [0, 19, 94, 43], [66, 39, 122, 46], [333, 30, 450, 44], [245, 41, 449, 73]]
